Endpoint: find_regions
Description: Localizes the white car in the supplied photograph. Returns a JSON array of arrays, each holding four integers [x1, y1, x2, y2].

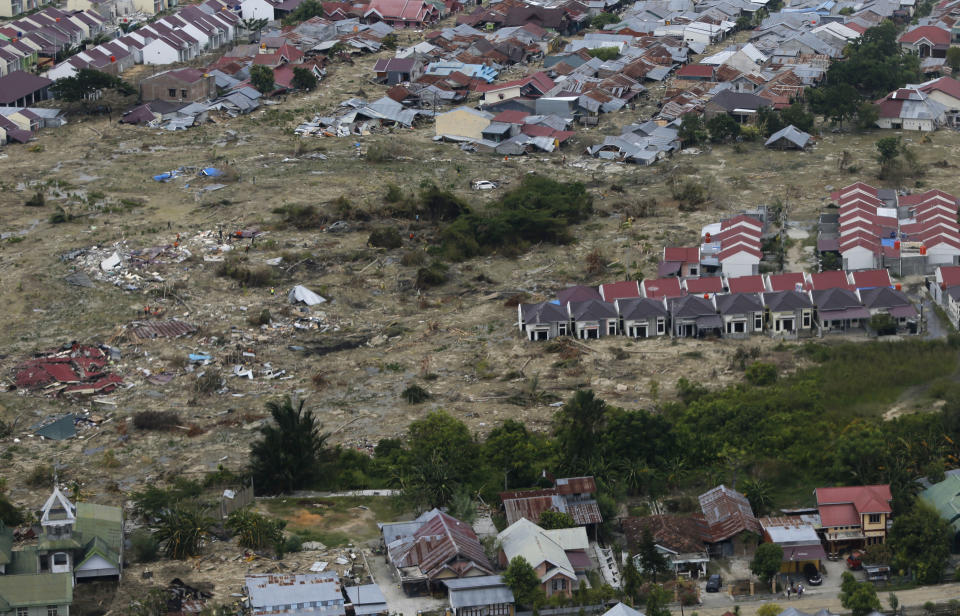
[[472, 180, 497, 190]]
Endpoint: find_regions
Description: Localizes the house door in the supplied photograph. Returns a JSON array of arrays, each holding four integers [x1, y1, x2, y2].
[[583, 328, 598, 339], [535, 330, 548, 341], [636, 325, 647, 338], [781, 318, 794, 332], [607, 322, 617, 335]]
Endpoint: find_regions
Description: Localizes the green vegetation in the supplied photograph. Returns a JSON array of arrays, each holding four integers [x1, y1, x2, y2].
[[503, 556, 541, 608], [291, 67, 318, 91], [250, 64, 275, 94], [586, 47, 621, 61], [707, 114, 741, 142], [751, 542, 784, 582], [590, 12, 621, 28], [282, 0, 322, 23], [888, 502, 952, 583], [250, 396, 332, 494], [678, 114, 708, 146], [538, 510, 576, 529], [841, 571, 882, 616], [50, 68, 135, 102], [401, 384, 431, 404], [439, 176, 592, 261], [154, 505, 214, 559], [226, 508, 287, 550], [368, 226, 403, 249]]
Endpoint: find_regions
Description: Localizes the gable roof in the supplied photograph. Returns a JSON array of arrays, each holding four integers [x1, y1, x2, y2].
[[763, 289, 813, 311], [850, 269, 891, 289], [899, 25, 950, 45], [521, 302, 569, 325], [669, 294, 716, 318], [0, 70, 52, 105], [623, 514, 710, 555], [616, 297, 667, 320], [816, 484, 892, 528], [599, 280, 640, 301], [767, 272, 808, 292], [663, 246, 700, 263], [728, 275, 765, 294], [808, 270, 852, 290], [716, 292, 763, 315], [390, 511, 494, 578], [497, 518, 585, 581], [642, 277, 684, 299], [684, 277, 724, 294], [698, 485, 761, 542], [558, 284, 602, 304], [569, 299, 617, 321], [859, 286, 915, 312], [919, 474, 960, 532], [0, 573, 72, 608], [812, 287, 863, 310]]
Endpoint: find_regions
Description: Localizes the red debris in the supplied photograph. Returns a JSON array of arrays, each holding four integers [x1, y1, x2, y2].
[[14, 345, 122, 396]]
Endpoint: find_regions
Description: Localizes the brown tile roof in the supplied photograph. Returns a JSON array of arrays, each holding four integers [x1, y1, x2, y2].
[[623, 514, 710, 554]]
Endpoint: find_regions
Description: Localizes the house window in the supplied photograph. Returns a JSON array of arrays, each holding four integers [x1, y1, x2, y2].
[[689, 266, 698, 276], [552, 578, 566, 591], [53, 553, 68, 565], [18, 608, 28, 616], [754, 313, 763, 330], [48, 607, 59, 616], [181, 89, 188, 98], [656, 318, 665, 334], [168, 88, 177, 97], [558, 323, 567, 336], [607, 321, 617, 335], [869, 514, 881, 524], [802, 311, 811, 327]]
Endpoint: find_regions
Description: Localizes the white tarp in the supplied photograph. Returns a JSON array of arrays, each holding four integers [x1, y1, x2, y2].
[[288, 285, 327, 306]]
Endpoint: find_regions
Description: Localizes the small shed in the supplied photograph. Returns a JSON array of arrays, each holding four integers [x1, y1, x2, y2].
[[765, 124, 811, 150]]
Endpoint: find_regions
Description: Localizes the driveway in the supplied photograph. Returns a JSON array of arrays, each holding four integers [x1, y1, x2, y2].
[[923, 299, 950, 339], [367, 549, 447, 616]]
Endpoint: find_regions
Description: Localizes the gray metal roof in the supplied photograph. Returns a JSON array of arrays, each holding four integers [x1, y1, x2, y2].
[[246, 574, 342, 609], [443, 575, 506, 590], [765, 124, 811, 148], [716, 292, 763, 315], [617, 297, 667, 320], [763, 290, 813, 311], [345, 584, 388, 614], [449, 586, 515, 609]]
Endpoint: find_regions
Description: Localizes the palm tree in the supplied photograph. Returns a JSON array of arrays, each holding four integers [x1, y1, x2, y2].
[[250, 396, 330, 494], [740, 478, 773, 516], [239, 17, 268, 43], [154, 505, 214, 559]]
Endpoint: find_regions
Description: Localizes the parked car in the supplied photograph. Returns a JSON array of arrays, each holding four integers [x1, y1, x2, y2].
[[472, 180, 497, 190], [804, 563, 822, 586], [706, 574, 722, 592], [847, 550, 863, 570]]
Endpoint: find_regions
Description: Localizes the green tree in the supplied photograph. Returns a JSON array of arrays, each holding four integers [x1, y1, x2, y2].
[[948, 47, 960, 72], [780, 102, 814, 133], [750, 542, 784, 583], [636, 528, 671, 582], [554, 390, 609, 473], [644, 583, 672, 616], [888, 502, 951, 583], [586, 47, 620, 61], [757, 605, 783, 616], [250, 396, 331, 494], [502, 556, 541, 608], [50, 68, 135, 102], [538, 510, 576, 529], [250, 64, 275, 94], [292, 67, 318, 91], [226, 508, 286, 551], [876, 136, 901, 165], [402, 410, 480, 507], [484, 419, 546, 489], [809, 83, 860, 127], [0, 494, 24, 527], [154, 505, 213, 559], [283, 0, 323, 23], [741, 478, 773, 516], [745, 362, 777, 386], [869, 313, 897, 336], [758, 106, 785, 138], [623, 556, 643, 602], [856, 102, 879, 130], [678, 113, 708, 146], [707, 114, 741, 142], [591, 12, 620, 28], [239, 17, 268, 42], [840, 572, 882, 616]]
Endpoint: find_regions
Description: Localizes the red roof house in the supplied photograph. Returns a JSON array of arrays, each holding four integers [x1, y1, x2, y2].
[[816, 485, 892, 549], [598, 280, 640, 302], [641, 277, 685, 299], [849, 269, 892, 289], [808, 270, 854, 291], [684, 276, 724, 295], [727, 275, 765, 294]]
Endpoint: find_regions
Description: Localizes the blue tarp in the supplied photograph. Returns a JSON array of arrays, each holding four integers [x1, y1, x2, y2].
[[881, 238, 896, 247], [189, 353, 212, 362], [153, 172, 172, 182], [200, 167, 223, 177]]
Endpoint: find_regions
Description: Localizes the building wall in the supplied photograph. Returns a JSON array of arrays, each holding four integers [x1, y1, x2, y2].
[[482, 85, 522, 105], [242, 0, 275, 20], [842, 247, 877, 271], [140, 74, 215, 101], [142, 39, 180, 64], [435, 109, 490, 139], [720, 255, 759, 278]]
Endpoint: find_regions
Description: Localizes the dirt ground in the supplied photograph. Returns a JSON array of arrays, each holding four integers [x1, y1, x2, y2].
[[3, 38, 960, 613]]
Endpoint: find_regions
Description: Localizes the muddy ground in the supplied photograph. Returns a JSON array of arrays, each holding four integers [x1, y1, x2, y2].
[[2, 34, 960, 613]]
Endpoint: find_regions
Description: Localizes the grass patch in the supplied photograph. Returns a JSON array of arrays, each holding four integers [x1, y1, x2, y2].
[[260, 496, 409, 547]]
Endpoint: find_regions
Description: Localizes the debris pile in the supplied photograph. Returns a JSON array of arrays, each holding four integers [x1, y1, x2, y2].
[[15, 344, 124, 397]]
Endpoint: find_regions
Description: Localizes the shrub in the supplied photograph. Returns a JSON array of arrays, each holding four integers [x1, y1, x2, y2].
[[195, 370, 222, 395], [273, 203, 325, 229], [369, 227, 403, 249], [130, 529, 159, 562], [366, 141, 407, 163], [49, 206, 72, 224], [400, 249, 427, 267], [25, 191, 45, 207], [216, 259, 273, 287], [249, 308, 271, 326], [402, 384, 431, 404], [745, 362, 778, 386], [384, 183, 404, 203], [133, 410, 181, 430], [416, 261, 448, 288], [26, 464, 54, 488]]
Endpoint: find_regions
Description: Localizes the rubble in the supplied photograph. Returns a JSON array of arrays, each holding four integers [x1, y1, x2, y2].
[[14, 344, 124, 397]]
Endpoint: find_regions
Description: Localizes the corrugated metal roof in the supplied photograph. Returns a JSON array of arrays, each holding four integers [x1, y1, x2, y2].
[[698, 485, 761, 542], [127, 319, 197, 341], [246, 573, 343, 609], [449, 586, 515, 609]]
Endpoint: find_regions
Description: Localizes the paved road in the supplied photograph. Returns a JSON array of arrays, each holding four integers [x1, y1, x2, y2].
[[923, 299, 950, 340], [689, 581, 960, 616]]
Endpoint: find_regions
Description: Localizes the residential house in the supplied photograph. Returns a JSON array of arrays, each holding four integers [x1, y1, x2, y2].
[[246, 573, 345, 616], [899, 25, 950, 57], [875, 87, 946, 131], [517, 302, 569, 341], [914, 77, 960, 126], [557, 285, 602, 305], [616, 297, 668, 338], [241, 0, 278, 20], [0, 0, 51, 18], [364, 0, 439, 28], [477, 72, 554, 106], [497, 518, 590, 599], [500, 476, 602, 531], [762, 290, 814, 338], [858, 286, 918, 332], [766, 272, 808, 292], [684, 276, 725, 298], [373, 56, 424, 84], [918, 473, 960, 551], [660, 246, 701, 278], [140, 68, 216, 103], [0, 572, 73, 616], [812, 287, 870, 332], [728, 275, 766, 294], [676, 63, 716, 81], [344, 584, 389, 616], [623, 514, 710, 577], [758, 517, 825, 575], [641, 277, 685, 300], [765, 124, 811, 149], [816, 485, 892, 552], [808, 270, 854, 291], [384, 510, 494, 594], [443, 576, 515, 616], [849, 269, 892, 290], [668, 295, 722, 338], [698, 485, 762, 557], [716, 292, 764, 337], [602, 604, 646, 616], [703, 89, 772, 124], [598, 280, 640, 302], [435, 106, 493, 139], [0, 71, 52, 107], [933, 265, 960, 328]]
